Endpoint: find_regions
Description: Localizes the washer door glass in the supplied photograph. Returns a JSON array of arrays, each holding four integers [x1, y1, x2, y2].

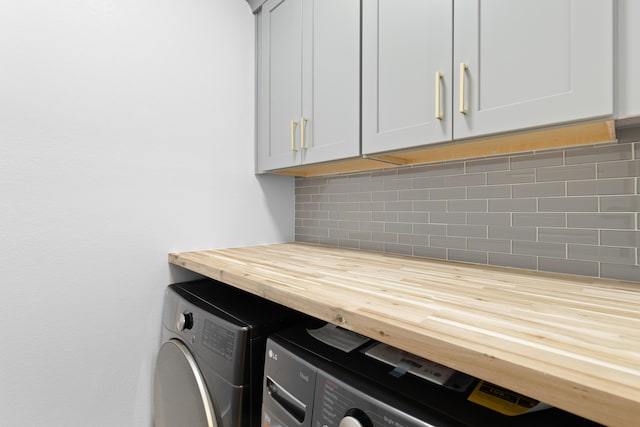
[[154, 339, 218, 427]]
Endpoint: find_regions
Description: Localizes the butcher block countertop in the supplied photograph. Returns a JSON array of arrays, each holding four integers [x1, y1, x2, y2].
[[169, 242, 640, 427]]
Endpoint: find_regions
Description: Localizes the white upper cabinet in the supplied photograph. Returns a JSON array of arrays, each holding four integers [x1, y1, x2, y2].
[[257, 0, 303, 171], [617, 0, 640, 119], [258, 0, 615, 169], [257, 0, 360, 172], [362, 0, 614, 156], [453, 0, 614, 141], [362, 0, 453, 155]]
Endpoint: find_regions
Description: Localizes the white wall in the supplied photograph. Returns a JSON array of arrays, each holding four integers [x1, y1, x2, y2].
[[0, 1, 293, 425]]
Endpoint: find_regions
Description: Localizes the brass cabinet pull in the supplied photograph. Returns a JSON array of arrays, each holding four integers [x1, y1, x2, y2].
[[459, 62, 468, 115], [300, 117, 308, 150], [435, 72, 443, 120], [290, 120, 299, 152]]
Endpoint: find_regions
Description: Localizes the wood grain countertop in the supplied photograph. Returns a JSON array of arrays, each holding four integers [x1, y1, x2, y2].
[[169, 242, 640, 426]]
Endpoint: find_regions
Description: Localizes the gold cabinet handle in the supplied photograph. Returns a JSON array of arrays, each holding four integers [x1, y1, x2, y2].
[[290, 120, 298, 152], [459, 62, 468, 115], [300, 117, 308, 150], [435, 71, 443, 120]]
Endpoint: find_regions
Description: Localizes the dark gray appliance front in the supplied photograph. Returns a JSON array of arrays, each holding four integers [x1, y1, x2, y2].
[[153, 279, 300, 427], [261, 335, 460, 427], [260, 324, 604, 427]]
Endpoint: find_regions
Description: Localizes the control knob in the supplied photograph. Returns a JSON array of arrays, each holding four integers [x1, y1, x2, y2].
[[177, 312, 194, 331], [339, 408, 372, 427]]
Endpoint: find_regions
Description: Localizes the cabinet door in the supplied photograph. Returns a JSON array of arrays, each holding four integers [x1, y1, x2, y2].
[[299, 0, 360, 165], [362, 0, 453, 155], [258, 0, 303, 171], [618, 0, 640, 119], [453, 0, 614, 141]]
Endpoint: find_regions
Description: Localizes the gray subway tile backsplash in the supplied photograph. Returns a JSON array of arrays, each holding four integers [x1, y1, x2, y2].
[[538, 197, 599, 212], [597, 159, 640, 178], [414, 200, 447, 211], [489, 198, 537, 212], [372, 211, 397, 222], [431, 211, 467, 224], [567, 178, 636, 196], [568, 244, 637, 265], [538, 257, 600, 277], [488, 226, 537, 241], [384, 178, 413, 190], [467, 184, 511, 199], [371, 231, 399, 243], [564, 143, 633, 164], [448, 199, 488, 212], [468, 212, 511, 226], [600, 230, 640, 247], [538, 228, 599, 245], [359, 201, 384, 212], [536, 164, 596, 182], [295, 140, 640, 282], [413, 223, 447, 236], [360, 222, 384, 232], [489, 253, 538, 270], [512, 213, 567, 227], [510, 151, 564, 169], [447, 224, 488, 238], [413, 176, 447, 189], [384, 243, 413, 256], [466, 156, 510, 173], [599, 195, 640, 212], [512, 182, 566, 198], [414, 245, 447, 259], [399, 189, 429, 200], [512, 240, 566, 258], [430, 187, 467, 200], [349, 192, 372, 202], [348, 231, 373, 241], [398, 212, 430, 223], [430, 235, 467, 249], [567, 213, 635, 230], [359, 240, 385, 252], [487, 168, 536, 185], [468, 238, 511, 253], [399, 233, 429, 246], [448, 249, 489, 264], [372, 190, 399, 201], [385, 200, 413, 211], [445, 173, 487, 187], [404, 161, 465, 177], [600, 263, 640, 282], [385, 222, 413, 234]]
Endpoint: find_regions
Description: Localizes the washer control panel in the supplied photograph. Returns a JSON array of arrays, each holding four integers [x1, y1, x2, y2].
[[313, 370, 449, 427], [201, 318, 235, 360]]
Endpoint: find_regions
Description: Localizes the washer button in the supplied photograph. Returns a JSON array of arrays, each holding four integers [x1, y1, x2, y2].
[[177, 312, 194, 331]]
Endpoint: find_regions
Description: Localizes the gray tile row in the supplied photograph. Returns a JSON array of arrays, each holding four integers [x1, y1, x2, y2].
[[296, 164, 640, 192], [298, 196, 640, 215]]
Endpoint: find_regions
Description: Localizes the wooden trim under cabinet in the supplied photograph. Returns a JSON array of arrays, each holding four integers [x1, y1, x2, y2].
[[268, 120, 615, 177]]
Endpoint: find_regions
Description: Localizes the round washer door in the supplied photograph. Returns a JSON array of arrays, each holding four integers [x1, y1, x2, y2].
[[154, 339, 219, 427]]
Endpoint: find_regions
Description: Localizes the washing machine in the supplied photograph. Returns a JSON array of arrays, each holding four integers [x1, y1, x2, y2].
[[261, 321, 603, 427], [153, 279, 303, 427]]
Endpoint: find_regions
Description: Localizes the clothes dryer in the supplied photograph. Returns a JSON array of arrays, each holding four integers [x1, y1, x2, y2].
[[262, 322, 603, 427], [154, 279, 301, 427]]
